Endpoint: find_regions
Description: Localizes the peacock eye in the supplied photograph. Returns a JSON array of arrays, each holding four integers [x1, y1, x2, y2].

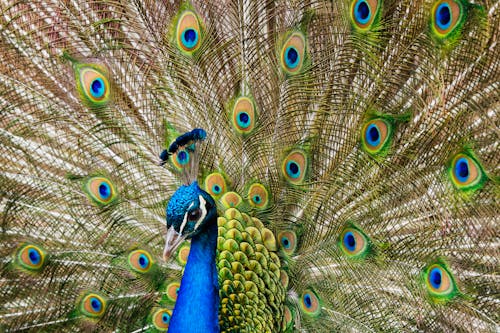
[[188, 208, 202, 222], [280, 31, 306, 75], [175, 10, 202, 54], [430, 0, 465, 40]]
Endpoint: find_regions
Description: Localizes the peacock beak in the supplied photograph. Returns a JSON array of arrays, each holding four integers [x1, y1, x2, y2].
[[163, 225, 186, 261]]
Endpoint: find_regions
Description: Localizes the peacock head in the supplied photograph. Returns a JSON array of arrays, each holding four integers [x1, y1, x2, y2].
[[162, 128, 217, 260], [164, 182, 217, 260]]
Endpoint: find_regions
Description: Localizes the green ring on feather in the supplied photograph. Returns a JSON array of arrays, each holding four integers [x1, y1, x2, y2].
[[300, 289, 321, 317], [338, 225, 372, 259], [79, 292, 107, 318], [422, 260, 459, 303], [83, 176, 118, 206], [15, 243, 46, 272], [361, 118, 392, 156], [75, 64, 111, 107], [128, 249, 153, 273], [429, 0, 467, 42], [447, 151, 486, 191]]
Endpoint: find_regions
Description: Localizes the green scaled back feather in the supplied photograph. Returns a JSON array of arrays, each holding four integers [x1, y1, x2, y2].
[[1, 0, 498, 332]]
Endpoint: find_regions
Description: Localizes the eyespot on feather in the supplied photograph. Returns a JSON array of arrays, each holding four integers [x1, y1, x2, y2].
[[80, 293, 107, 318], [165, 281, 181, 302], [176, 11, 202, 53], [152, 308, 172, 330], [339, 226, 371, 259], [277, 230, 297, 256], [350, 0, 380, 31], [83, 176, 117, 206], [128, 250, 153, 273], [280, 32, 306, 75], [281, 150, 308, 184], [300, 289, 321, 317], [16, 243, 46, 271], [75, 65, 110, 106], [176, 242, 191, 266], [361, 118, 392, 155], [448, 152, 486, 191], [204, 173, 227, 199], [231, 97, 256, 135], [247, 183, 269, 209], [430, 0, 465, 40], [422, 261, 459, 303], [221, 191, 243, 209]]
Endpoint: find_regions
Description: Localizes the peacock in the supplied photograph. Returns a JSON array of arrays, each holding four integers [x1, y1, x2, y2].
[[0, 0, 498, 331]]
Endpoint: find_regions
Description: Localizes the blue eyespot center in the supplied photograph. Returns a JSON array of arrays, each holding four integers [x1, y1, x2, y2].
[[138, 254, 149, 268], [177, 150, 189, 165], [162, 313, 170, 323], [253, 195, 261, 204], [90, 297, 102, 312], [366, 124, 381, 147], [212, 184, 221, 194], [282, 237, 290, 249], [28, 248, 41, 265], [355, 0, 371, 24], [455, 158, 469, 182], [285, 47, 299, 69], [429, 268, 442, 289], [182, 28, 199, 49], [237, 112, 251, 128], [90, 78, 105, 98], [344, 232, 356, 252], [436, 3, 452, 30], [286, 161, 300, 178], [98, 182, 111, 199], [304, 294, 312, 308]]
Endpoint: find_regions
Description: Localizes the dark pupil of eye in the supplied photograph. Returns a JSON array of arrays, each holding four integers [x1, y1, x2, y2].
[[438, 6, 451, 25], [457, 161, 469, 178], [178, 151, 187, 161], [184, 29, 196, 42], [289, 162, 299, 175], [239, 112, 249, 124], [29, 250, 39, 263], [283, 239, 289, 247], [99, 184, 109, 197], [254, 195, 261, 203], [431, 270, 442, 286], [287, 48, 298, 64], [91, 299, 100, 311], [368, 126, 379, 142], [358, 1, 370, 20], [189, 209, 201, 221], [346, 233, 356, 248], [162, 314, 169, 322], [214, 185, 220, 192], [91, 79, 102, 93], [304, 294, 312, 307], [139, 256, 146, 266]]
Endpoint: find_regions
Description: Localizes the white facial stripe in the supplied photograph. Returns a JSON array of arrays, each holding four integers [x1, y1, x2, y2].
[[193, 195, 208, 231], [179, 201, 195, 234]]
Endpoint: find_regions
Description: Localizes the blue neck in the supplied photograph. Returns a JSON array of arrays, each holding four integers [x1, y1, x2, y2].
[[168, 221, 219, 333]]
